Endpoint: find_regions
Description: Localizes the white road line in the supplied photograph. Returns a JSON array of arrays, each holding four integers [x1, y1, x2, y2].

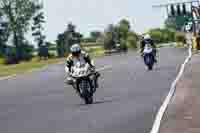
[[27, 66, 48, 73], [0, 74, 17, 81], [0, 61, 65, 81], [0, 65, 112, 81], [150, 45, 192, 133], [0, 66, 49, 81], [97, 65, 112, 72]]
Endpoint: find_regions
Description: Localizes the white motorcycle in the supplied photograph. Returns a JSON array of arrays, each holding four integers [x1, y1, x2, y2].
[[67, 62, 96, 104]]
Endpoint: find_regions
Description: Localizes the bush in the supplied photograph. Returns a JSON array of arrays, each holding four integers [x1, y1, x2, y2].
[[20, 45, 34, 61], [119, 39, 128, 51], [38, 46, 49, 58], [175, 32, 185, 44], [86, 46, 105, 57], [127, 32, 138, 49], [149, 30, 162, 43], [2, 44, 34, 64], [148, 28, 176, 44], [104, 35, 115, 50], [0, 52, 4, 58], [4, 55, 19, 64], [4, 48, 19, 64], [0, 58, 4, 64], [48, 52, 56, 59]]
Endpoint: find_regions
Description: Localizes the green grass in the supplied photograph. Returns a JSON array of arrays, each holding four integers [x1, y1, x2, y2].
[[175, 42, 185, 48], [85, 46, 105, 57], [0, 44, 106, 77], [0, 58, 4, 65], [0, 48, 105, 77], [0, 58, 65, 77], [156, 43, 177, 48]]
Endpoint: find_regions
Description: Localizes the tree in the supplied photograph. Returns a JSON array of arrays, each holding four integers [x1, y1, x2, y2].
[[127, 32, 138, 49], [104, 24, 116, 50], [32, 2, 47, 59], [0, 11, 9, 57], [148, 28, 176, 43], [118, 19, 131, 39], [56, 22, 82, 57], [149, 29, 163, 43], [64, 22, 82, 52], [103, 19, 137, 51], [165, 17, 177, 30], [46, 42, 56, 50], [56, 33, 65, 57], [118, 19, 131, 50], [90, 31, 102, 42], [0, 0, 38, 62]]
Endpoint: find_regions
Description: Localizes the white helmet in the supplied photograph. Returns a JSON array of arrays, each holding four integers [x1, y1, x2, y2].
[[70, 44, 81, 56], [144, 34, 151, 40]]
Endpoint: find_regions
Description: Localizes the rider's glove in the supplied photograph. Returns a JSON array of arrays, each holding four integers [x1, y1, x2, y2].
[[65, 66, 70, 73], [90, 66, 96, 71]]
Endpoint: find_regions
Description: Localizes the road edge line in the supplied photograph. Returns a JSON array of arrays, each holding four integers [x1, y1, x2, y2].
[[0, 65, 49, 81], [0, 74, 17, 81], [0, 64, 112, 81], [150, 45, 192, 133], [97, 65, 112, 72], [0, 61, 65, 81]]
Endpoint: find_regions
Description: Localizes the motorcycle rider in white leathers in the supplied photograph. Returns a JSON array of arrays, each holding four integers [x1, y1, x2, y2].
[[65, 44, 100, 93]]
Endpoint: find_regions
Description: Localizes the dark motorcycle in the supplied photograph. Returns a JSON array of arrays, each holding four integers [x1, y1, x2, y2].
[[143, 43, 155, 70]]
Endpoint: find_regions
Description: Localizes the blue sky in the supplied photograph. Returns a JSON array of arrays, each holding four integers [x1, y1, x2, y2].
[[42, 0, 175, 42]]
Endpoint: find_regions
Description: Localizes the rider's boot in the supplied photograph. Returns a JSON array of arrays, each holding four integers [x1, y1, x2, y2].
[[94, 72, 100, 88]]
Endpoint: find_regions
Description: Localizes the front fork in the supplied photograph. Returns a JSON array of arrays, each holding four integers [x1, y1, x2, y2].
[[90, 72, 100, 92], [72, 72, 100, 96], [72, 78, 93, 97]]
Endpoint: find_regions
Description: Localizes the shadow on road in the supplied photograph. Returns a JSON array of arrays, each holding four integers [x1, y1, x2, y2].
[[78, 99, 114, 106], [93, 99, 114, 105]]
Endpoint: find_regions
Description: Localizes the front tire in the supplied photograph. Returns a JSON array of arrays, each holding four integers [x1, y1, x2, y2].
[[85, 96, 93, 104], [78, 79, 94, 104], [148, 65, 153, 71], [144, 53, 154, 71]]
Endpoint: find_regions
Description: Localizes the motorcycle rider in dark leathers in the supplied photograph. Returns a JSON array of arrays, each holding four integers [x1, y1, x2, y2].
[[140, 34, 157, 63]]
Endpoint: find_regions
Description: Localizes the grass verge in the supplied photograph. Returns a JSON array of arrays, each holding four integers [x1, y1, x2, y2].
[[87, 46, 106, 57], [0, 58, 65, 77], [0, 47, 105, 77]]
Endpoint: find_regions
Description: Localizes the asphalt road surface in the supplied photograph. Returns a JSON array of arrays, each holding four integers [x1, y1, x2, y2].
[[0, 47, 187, 133]]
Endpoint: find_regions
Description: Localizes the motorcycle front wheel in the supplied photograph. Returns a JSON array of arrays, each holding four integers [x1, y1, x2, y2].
[[85, 96, 93, 104], [144, 54, 154, 71], [148, 65, 153, 70], [78, 79, 94, 104]]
